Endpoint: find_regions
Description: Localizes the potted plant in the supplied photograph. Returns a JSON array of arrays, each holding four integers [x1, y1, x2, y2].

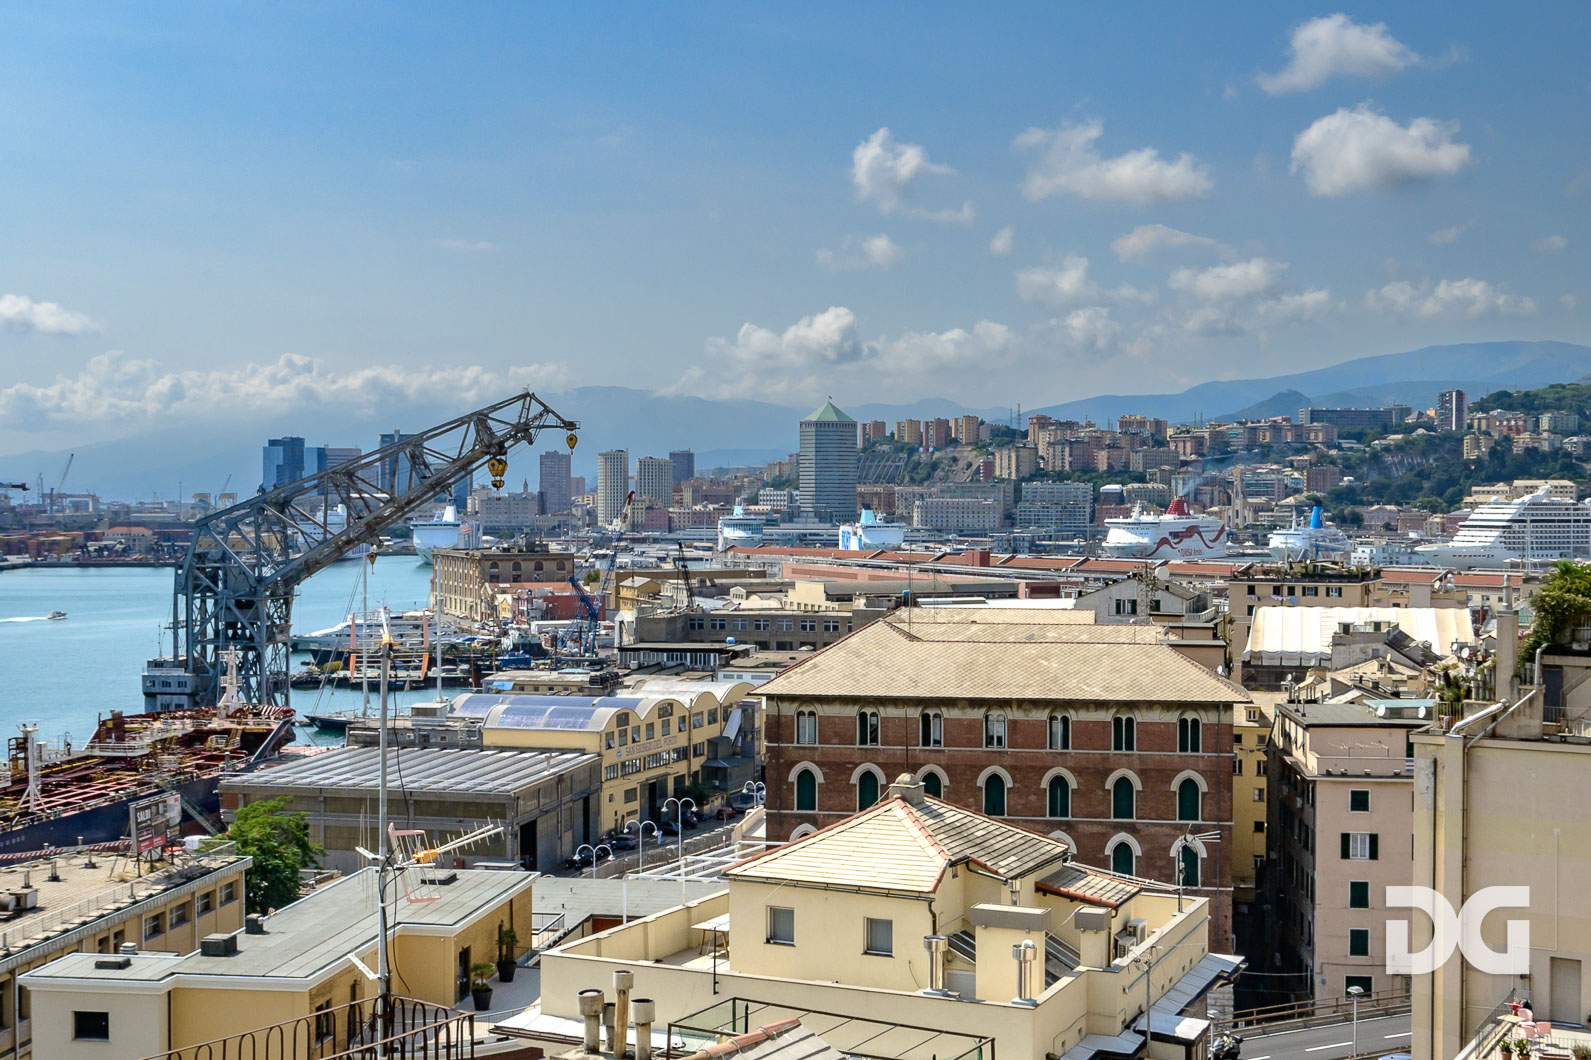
[[496, 923, 519, 983], [1502, 1041, 1514, 1059], [470, 962, 496, 1011], [1514, 1038, 1532, 1059], [1568, 1044, 1590, 1060]]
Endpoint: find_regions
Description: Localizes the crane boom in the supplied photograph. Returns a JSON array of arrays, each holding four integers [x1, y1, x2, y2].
[[166, 391, 578, 708]]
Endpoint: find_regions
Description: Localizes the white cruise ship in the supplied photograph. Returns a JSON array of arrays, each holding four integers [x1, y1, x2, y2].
[[412, 504, 479, 563], [716, 506, 765, 550], [1415, 489, 1591, 569], [1102, 498, 1231, 560], [1268, 506, 1353, 563], [838, 507, 905, 551]]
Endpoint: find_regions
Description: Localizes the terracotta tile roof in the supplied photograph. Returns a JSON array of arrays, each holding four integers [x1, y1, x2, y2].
[[757, 609, 1248, 704], [1036, 863, 1142, 909], [726, 786, 1072, 894]]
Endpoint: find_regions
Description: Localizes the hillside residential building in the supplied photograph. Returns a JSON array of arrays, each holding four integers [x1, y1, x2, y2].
[[24, 868, 536, 1060], [636, 456, 674, 510], [994, 444, 1038, 480], [913, 496, 1001, 531], [759, 606, 1247, 946], [1264, 696, 1427, 1004], [800, 401, 859, 522], [517, 774, 1243, 1060], [1437, 389, 1468, 432]]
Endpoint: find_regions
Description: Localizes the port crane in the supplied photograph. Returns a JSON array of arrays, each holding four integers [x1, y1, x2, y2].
[[167, 392, 579, 708]]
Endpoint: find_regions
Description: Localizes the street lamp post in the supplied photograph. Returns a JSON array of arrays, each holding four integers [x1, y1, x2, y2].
[[575, 843, 610, 880], [626, 819, 659, 872], [741, 781, 765, 807], [662, 797, 696, 900], [1348, 984, 1364, 1057]]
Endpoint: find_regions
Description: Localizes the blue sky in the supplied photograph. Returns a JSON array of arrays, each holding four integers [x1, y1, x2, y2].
[[1, 2, 1588, 451]]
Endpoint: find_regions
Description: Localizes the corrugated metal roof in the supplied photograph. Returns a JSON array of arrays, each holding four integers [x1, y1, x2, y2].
[[223, 746, 597, 797], [757, 612, 1247, 704]]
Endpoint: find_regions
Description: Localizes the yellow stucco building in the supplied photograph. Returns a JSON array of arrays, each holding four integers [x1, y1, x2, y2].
[[22, 867, 535, 1060]]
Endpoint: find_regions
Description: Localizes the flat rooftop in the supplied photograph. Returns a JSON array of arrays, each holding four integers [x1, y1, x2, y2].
[[25, 867, 531, 985], [222, 746, 597, 797]]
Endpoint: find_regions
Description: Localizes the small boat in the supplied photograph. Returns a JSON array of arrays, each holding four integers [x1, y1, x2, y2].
[[46, 611, 67, 620], [302, 712, 355, 733]]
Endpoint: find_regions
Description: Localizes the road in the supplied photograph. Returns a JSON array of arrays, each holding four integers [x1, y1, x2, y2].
[[1239, 1012, 1412, 1060]]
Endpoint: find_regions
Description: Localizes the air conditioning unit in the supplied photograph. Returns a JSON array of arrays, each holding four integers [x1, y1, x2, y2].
[[1127, 918, 1148, 943]]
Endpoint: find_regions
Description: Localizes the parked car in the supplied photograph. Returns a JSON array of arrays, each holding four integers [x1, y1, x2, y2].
[[608, 834, 639, 851], [660, 819, 681, 836], [715, 804, 741, 821]]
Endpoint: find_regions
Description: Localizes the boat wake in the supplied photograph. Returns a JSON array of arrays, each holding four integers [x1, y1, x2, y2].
[[1, 616, 53, 623]]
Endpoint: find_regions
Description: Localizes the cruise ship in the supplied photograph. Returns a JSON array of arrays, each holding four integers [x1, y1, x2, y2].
[[716, 506, 765, 550], [1415, 489, 1591, 569], [1101, 498, 1231, 560], [838, 506, 905, 551], [1268, 506, 1353, 563], [412, 504, 479, 563]]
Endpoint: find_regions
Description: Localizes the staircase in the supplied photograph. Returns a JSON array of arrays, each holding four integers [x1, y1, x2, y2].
[[945, 929, 1080, 986]]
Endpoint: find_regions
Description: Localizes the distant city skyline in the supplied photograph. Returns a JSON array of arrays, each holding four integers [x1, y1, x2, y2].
[[1, 5, 1588, 460]]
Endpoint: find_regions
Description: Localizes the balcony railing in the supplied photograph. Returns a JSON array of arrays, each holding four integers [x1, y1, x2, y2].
[[139, 996, 474, 1060]]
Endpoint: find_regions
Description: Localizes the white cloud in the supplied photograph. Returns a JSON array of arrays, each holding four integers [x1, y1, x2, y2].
[[1259, 14, 1421, 94], [850, 127, 968, 222], [988, 226, 1015, 257], [1290, 105, 1471, 195], [1428, 220, 1475, 245], [879, 321, 1016, 374], [1169, 258, 1287, 302], [1365, 278, 1536, 319], [0, 352, 569, 432], [1014, 119, 1213, 204], [1061, 307, 1120, 351], [1564, 294, 1582, 311], [1015, 255, 1154, 307], [435, 238, 497, 252], [0, 293, 98, 335], [708, 306, 868, 372], [1112, 223, 1222, 263], [1533, 234, 1568, 254], [1258, 289, 1336, 325], [817, 233, 905, 271]]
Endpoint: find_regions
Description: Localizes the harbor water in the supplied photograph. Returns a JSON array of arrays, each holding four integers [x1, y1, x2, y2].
[[0, 557, 444, 745]]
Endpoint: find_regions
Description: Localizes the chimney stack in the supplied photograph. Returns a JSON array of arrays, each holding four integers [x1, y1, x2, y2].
[[578, 989, 604, 1054], [613, 970, 634, 1056], [633, 998, 656, 1060]]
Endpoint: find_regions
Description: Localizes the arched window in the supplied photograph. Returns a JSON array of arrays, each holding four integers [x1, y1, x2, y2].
[[984, 712, 1007, 749], [795, 710, 817, 745], [512, 561, 523, 574], [1112, 776, 1136, 820], [857, 711, 880, 746], [1111, 842, 1135, 876], [1047, 776, 1071, 818], [1113, 715, 1136, 752], [1048, 714, 1071, 750], [1178, 716, 1202, 753], [921, 771, 943, 798], [1177, 778, 1201, 822], [857, 771, 880, 810], [534, 560, 544, 572], [983, 773, 1007, 816], [1179, 845, 1200, 887], [920, 711, 943, 748], [795, 768, 817, 812]]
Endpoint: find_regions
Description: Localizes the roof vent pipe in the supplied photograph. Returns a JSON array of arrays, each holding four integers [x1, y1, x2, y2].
[[633, 997, 656, 1060], [613, 969, 634, 1057], [1012, 939, 1038, 1006], [578, 989, 605, 1054], [923, 935, 949, 994]]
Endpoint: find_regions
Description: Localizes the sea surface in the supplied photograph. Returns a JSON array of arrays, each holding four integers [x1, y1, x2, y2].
[[0, 557, 444, 746]]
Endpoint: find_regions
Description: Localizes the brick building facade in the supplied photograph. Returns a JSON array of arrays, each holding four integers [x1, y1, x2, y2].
[[759, 607, 1245, 947]]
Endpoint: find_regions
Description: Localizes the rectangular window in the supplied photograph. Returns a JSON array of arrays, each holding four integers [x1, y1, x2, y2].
[[864, 917, 893, 956], [220, 881, 238, 905], [767, 906, 795, 945], [645, 723, 655, 740], [823, 619, 841, 633], [314, 1001, 334, 1043], [170, 902, 191, 928], [1253, 787, 1264, 801], [197, 891, 214, 916], [73, 1011, 110, 1042], [799, 619, 817, 632], [1342, 832, 1378, 860], [144, 912, 165, 940], [753, 618, 771, 632], [617, 728, 628, 746], [1253, 820, 1265, 832], [1345, 974, 1373, 995], [710, 617, 727, 631], [1349, 881, 1370, 908], [1349, 789, 1371, 813], [1348, 929, 1371, 957], [776, 619, 794, 632]]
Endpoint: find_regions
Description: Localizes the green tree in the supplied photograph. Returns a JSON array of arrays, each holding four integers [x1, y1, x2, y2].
[[228, 796, 323, 915], [1518, 561, 1591, 676]]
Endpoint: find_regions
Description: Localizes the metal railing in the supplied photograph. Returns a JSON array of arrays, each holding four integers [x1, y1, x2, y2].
[[139, 996, 474, 1060], [530, 911, 567, 950], [1216, 985, 1412, 1033]]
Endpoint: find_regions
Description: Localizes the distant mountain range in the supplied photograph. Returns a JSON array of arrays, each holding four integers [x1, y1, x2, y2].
[[4, 340, 1587, 499]]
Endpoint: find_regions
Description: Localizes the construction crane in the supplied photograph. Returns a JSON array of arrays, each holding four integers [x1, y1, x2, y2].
[[673, 540, 696, 609], [166, 392, 579, 708], [48, 453, 73, 514]]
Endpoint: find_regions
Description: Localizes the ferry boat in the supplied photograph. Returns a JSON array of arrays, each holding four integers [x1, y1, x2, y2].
[[1101, 498, 1231, 560], [716, 506, 765, 550], [1267, 506, 1353, 563], [412, 504, 480, 563], [1415, 488, 1591, 569], [839, 506, 906, 551], [290, 609, 444, 662]]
